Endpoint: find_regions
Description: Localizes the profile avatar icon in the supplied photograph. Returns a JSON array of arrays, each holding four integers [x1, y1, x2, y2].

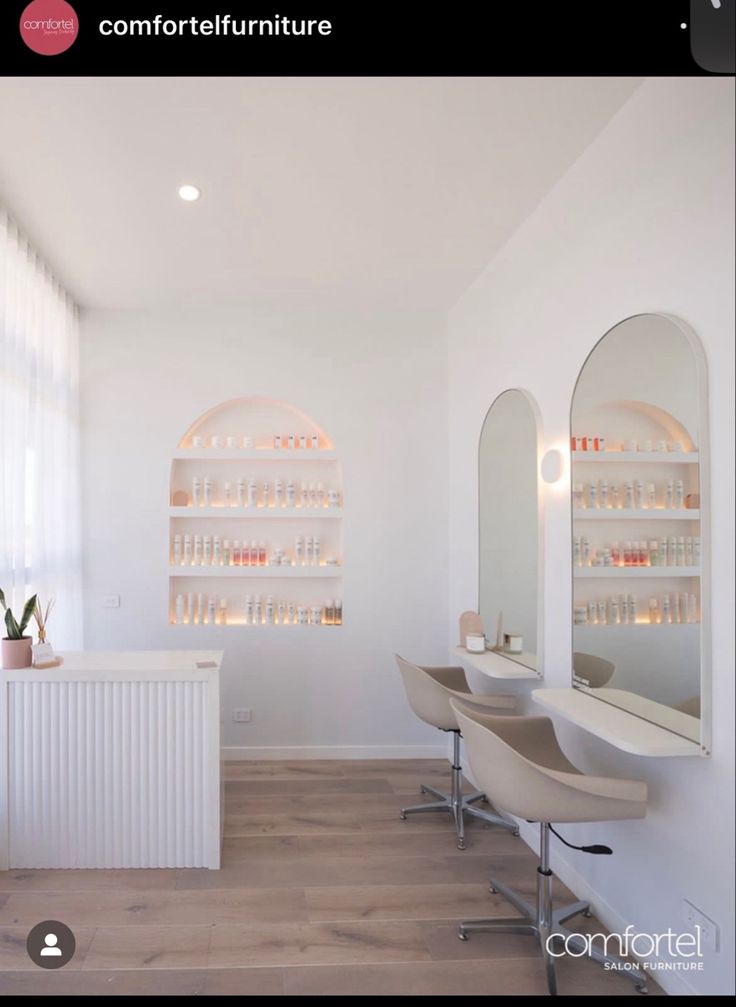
[[40, 933, 62, 956]]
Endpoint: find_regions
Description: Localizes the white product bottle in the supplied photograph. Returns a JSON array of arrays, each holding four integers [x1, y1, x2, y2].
[[586, 600, 596, 625], [286, 480, 296, 508], [295, 536, 304, 566], [192, 476, 201, 508], [677, 536, 686, 566], [203, 477, 213, 508], [299, 482, 309, 509], [597, 601, 607, 625], [213, 536, 222, 566], [173, 535, 182, 566], [266, 596, 275, 625], [609, 598, 619, 626], [313, 536, 321, 567], [610, 484, 620, 509], [175, 594, 185, 624], [244, 595, 253, 626], [203, 535, 212, 566], [634, 480, 644, 510], [207, 598, 217, 626], [588, 483, 598, 509], [299, 435, 307, 449], [304, 535, 313, 567], [224, 481, 232, 507], [196, 593, 203, 625], [665, 479, 674, 509], [309, 483, 318, 508], [254, 595, 263, 625], [668, 536, 677, 567], [624, 481, 634, 509], [184, 534, 192, 566], [688, 594, 698, 624], [310, 606, 322, 625], [572, 483, 584, 510], [277, 601, 286, 625], [193, 535, 202, 566], [693, 537, 701, 567], [619, 594, 628, 624], [247, 478, 257, 508], [649, 540, 660, 567], [674, 479, 684, 510], [328, 489, 340, 508], [273, 479, 282, 508], [263, 482, 270, 509], [317, 483, 326, 509], [311, 434, 319, 449], [599, 480, 608, 509], [237, 477, 246, 508], [297, 606, 308, 625], [647, 483, 657, 509], [673, 593, 681, 625], [685, 537, 693, 567], [287, 434, 295, 449], [662, 594, 671, 624], [274, 434, 282, 449], [288, 602, 296, 624], [186, 593, 193, 625], [648, 597, 659, 624], [219, 598, 228, 626], [334, 599, 343, 625], [581, 537, 590, 567], [629, 595, 637, 624], [660, 537, 668, 567]]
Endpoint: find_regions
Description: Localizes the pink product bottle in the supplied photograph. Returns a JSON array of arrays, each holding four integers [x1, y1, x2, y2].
[[259, 541, 267, 566], [242, 541, 251, 567], [611, 541, 621, 567]]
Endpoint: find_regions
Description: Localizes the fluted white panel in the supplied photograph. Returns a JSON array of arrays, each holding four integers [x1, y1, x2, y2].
[[8, 680, 211, 868]]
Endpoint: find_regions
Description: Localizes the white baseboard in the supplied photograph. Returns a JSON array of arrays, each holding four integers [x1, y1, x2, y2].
[[221, 744, 447, 761], [517, 820, 696, 996]]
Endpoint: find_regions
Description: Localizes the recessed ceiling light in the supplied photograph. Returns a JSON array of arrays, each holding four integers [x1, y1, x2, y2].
[[178, 184, 200, 202]]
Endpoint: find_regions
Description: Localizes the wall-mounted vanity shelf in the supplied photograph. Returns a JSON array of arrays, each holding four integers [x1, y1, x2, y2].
[[451, 645, 540, 680], [574, 510, 698, 521], [571, 451, 699, 464], [576, 566, 700, 579], [532, 688, 703, 757], [169, 397, 343, 628]]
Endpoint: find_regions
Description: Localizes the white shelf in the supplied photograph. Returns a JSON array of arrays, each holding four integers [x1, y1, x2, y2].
[[575, 566, 699, 579], [572, 451, 698, 464], [173, 449, 338, 461], [169, 506, 343, 519], [574, 621, 700, 629], [451, 645, 540, 680], [170, 622, 341, 629], [573, 509, 699, 521], [169, 565, 342, 578], [532, 688, 702, 757]]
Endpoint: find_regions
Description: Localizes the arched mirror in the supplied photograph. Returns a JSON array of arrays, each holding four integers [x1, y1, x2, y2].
[[479, 389, 541, 672], [571, 314, 709, 751]]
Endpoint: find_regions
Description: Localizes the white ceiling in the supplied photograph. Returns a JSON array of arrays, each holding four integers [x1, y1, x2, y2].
[[0, 76, 641, 311]]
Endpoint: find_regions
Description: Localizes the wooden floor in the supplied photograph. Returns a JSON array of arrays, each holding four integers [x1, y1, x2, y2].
[[0, 759, 661, 996]]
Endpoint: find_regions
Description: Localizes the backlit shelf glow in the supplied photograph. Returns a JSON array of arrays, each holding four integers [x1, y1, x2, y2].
[[571, 451, 698, 464], [169, 506, 343, 519], [575, 566, 700, 579], [173, 449, 338, 461], [169, 565, 342, 578], [573, 509, 699, 521], [169, 620, 342, 628]]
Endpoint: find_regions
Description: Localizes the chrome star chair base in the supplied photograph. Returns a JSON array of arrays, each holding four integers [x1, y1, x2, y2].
[[399, 729, 519, 850]]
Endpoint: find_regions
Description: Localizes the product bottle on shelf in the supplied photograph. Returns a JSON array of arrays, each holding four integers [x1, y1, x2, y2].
[[184, 534, 192, 565], [203, 477, 213, 507], [219, 598, 228, 625], [203, 535, 212, 566], [334, 599, 343, 625], [194, 535, 202, 566], [173, 535, 182, 566], [175, 594, 184, 625], [254, 595, 263, 625], [192, 476, 201, 508], [223, 539, 232, 566], [244, 594, 253, 626], [259, 541, 267, 566], [304, 535, 313, 567], [237, 477, 246, 508], [213, 536, 222, 566], [286, 480, 296, 508]]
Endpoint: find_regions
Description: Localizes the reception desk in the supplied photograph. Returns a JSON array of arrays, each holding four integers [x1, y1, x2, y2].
[[0, 650, 222, 870]]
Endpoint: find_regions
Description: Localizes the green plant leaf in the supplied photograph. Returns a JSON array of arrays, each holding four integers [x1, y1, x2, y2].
[[5, 608, 22, 640], [0, 588, 6, 610], [19, 595, 38, 634]]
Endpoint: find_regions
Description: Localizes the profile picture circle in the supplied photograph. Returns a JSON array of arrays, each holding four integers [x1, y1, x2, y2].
[[20, 0, 79, 56], [26, 920, 76, 969]]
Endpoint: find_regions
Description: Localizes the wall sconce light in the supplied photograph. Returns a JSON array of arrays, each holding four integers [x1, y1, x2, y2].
[[541, 449, 564, 484]]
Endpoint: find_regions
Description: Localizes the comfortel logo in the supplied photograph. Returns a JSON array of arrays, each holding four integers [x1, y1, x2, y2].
[[20, 0, 78, 55]]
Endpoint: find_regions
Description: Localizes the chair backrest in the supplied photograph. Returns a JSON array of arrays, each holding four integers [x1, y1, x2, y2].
[[458, 611, 484, 647], [395, 656, 462, 731], [451, 700, 647, 824], [573, 652, 615, 689]]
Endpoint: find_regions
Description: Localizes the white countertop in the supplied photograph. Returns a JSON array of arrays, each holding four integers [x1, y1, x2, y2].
[[1, 650, 223, 683], [532, 687, 703, 757], [451, 645, 540, 680]]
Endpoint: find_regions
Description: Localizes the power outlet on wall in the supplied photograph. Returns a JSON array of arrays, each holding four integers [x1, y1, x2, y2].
[[103, 594, 120, 608], [682, 899, 719, 952], [233, 709, 252, 723]]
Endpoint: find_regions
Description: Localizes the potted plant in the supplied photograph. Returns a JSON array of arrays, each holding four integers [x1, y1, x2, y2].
[[0, 589, 38, 670]]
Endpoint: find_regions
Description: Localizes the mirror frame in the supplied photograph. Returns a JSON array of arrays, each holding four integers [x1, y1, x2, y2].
[[478, 388, 545, 677], [569, 313, 711, 755]]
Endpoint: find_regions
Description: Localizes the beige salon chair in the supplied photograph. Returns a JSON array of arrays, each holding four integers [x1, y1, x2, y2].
[[450, 699, 648, 996], [396, 655, 518, 849], [573, 652, 615, 689]]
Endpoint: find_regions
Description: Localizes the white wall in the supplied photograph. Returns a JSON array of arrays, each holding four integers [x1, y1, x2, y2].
[[448, 78, 734, 995], [80, 304, 449, 757]]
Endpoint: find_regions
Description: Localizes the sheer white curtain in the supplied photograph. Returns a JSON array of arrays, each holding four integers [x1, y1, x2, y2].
[[0, 209, 82, 648]]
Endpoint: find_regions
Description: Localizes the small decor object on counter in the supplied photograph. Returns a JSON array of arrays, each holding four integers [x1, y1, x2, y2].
[[1, 588, 37, 669], [465, 633, 486, 654], [32, 597, 61, 668], [503, 632, 523, 654], [172, 489, 189, 507]]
